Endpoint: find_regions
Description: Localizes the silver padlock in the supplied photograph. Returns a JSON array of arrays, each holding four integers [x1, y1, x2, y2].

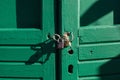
[[52, 33, 73, 49], [57, 38, 64, 49]]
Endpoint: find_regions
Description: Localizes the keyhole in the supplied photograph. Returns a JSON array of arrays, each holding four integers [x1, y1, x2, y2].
[[68, 49, 74, 54], [68, 64, 73, 73]]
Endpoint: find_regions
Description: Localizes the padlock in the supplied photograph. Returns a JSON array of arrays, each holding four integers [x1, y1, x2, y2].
[[63, 32, 71, 47], [64, 40, 71, 47], [52, 32, 73, 49], [57, 38, 64, 49]]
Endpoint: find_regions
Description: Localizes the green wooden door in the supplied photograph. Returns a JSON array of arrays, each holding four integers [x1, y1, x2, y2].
[[0, 0, 55, 80], [1, 0, 120, 80], [61, 0, 120, 80]]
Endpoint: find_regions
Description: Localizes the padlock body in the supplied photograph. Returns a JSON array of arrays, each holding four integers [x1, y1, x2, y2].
[[57, 39, 64, 49], [64, 40, 70, 47]]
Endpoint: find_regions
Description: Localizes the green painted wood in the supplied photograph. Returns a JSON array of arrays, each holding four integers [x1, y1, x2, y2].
[[80, 0, 113, 26], [79, 0, 120, 79], [42, 0, 55, 36], [0, 78, 39, 80], [0, 62, 43, 78], [0, 29, 42, 44], [79, 25, 120, 43], [79, 76, 100, 80], [78, 59, 120, 77], [0, 46, 44, 61], [42, 0, 55, 80], [0, 0, 17, 28], [79, 42, 120, 60], [0, 55, 55, 79], [0, 0, 55, 80], [0, 46, 55, 79], [0, 0, 42, 29], [0, 0, 55, 45], [61, 0, 79, 80], [79, 74, 120, 80]]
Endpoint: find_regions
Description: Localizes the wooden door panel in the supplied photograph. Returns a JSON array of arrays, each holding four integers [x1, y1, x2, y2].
[[79, 74, 120, 80], [0, 46, 44, 62], [0, 0, 55, 80], [0, 79, 40, 80], [80, 25, 120, 43], [0, 29, 42, 44], [79, 42, 120, 60], [0, 63, 43, 78], [78, 59, 120, 77]]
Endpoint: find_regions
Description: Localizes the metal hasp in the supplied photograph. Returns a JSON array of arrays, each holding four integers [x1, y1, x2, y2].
[[51, 32, 74, 49]]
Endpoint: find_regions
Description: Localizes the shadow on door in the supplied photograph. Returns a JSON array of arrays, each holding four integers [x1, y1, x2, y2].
[[26, 39, 55, 65], [80, 0, 120, 79], [16, 0, 42, 29], [80, 0, 120, 26], [100, 55, 120, 80]]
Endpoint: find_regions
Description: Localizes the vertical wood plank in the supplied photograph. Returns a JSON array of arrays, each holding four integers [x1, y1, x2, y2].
[[61, 0, 79, 80]]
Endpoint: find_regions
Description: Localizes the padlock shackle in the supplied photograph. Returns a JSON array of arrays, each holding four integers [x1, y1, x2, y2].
[[52, 34, 61, 42]]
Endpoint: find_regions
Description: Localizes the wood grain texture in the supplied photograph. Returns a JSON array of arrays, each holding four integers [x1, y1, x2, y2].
[[0, 62, 43, 78], [78, 59, 120, 77], [0, 0, 55, 80], [79, 42, 120, 60], [80, 0, 113, 26], [0, 45, 55, 79], [0, 46, 43, 62], [0, 0, 17, 28], [79, 25, 120, 43], [0, 29, 42, 44], [61, 0, 79, 80], [79, 74, 120, 80], [0, 46, 43, 61], [0, 78, 40, 80]]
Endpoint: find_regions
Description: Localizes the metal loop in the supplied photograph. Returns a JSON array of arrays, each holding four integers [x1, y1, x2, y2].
[[70, 32, 74, 42], [52, 32, 73, 43], [64, 32, 74, 42], [52, 34, 61, 42]]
